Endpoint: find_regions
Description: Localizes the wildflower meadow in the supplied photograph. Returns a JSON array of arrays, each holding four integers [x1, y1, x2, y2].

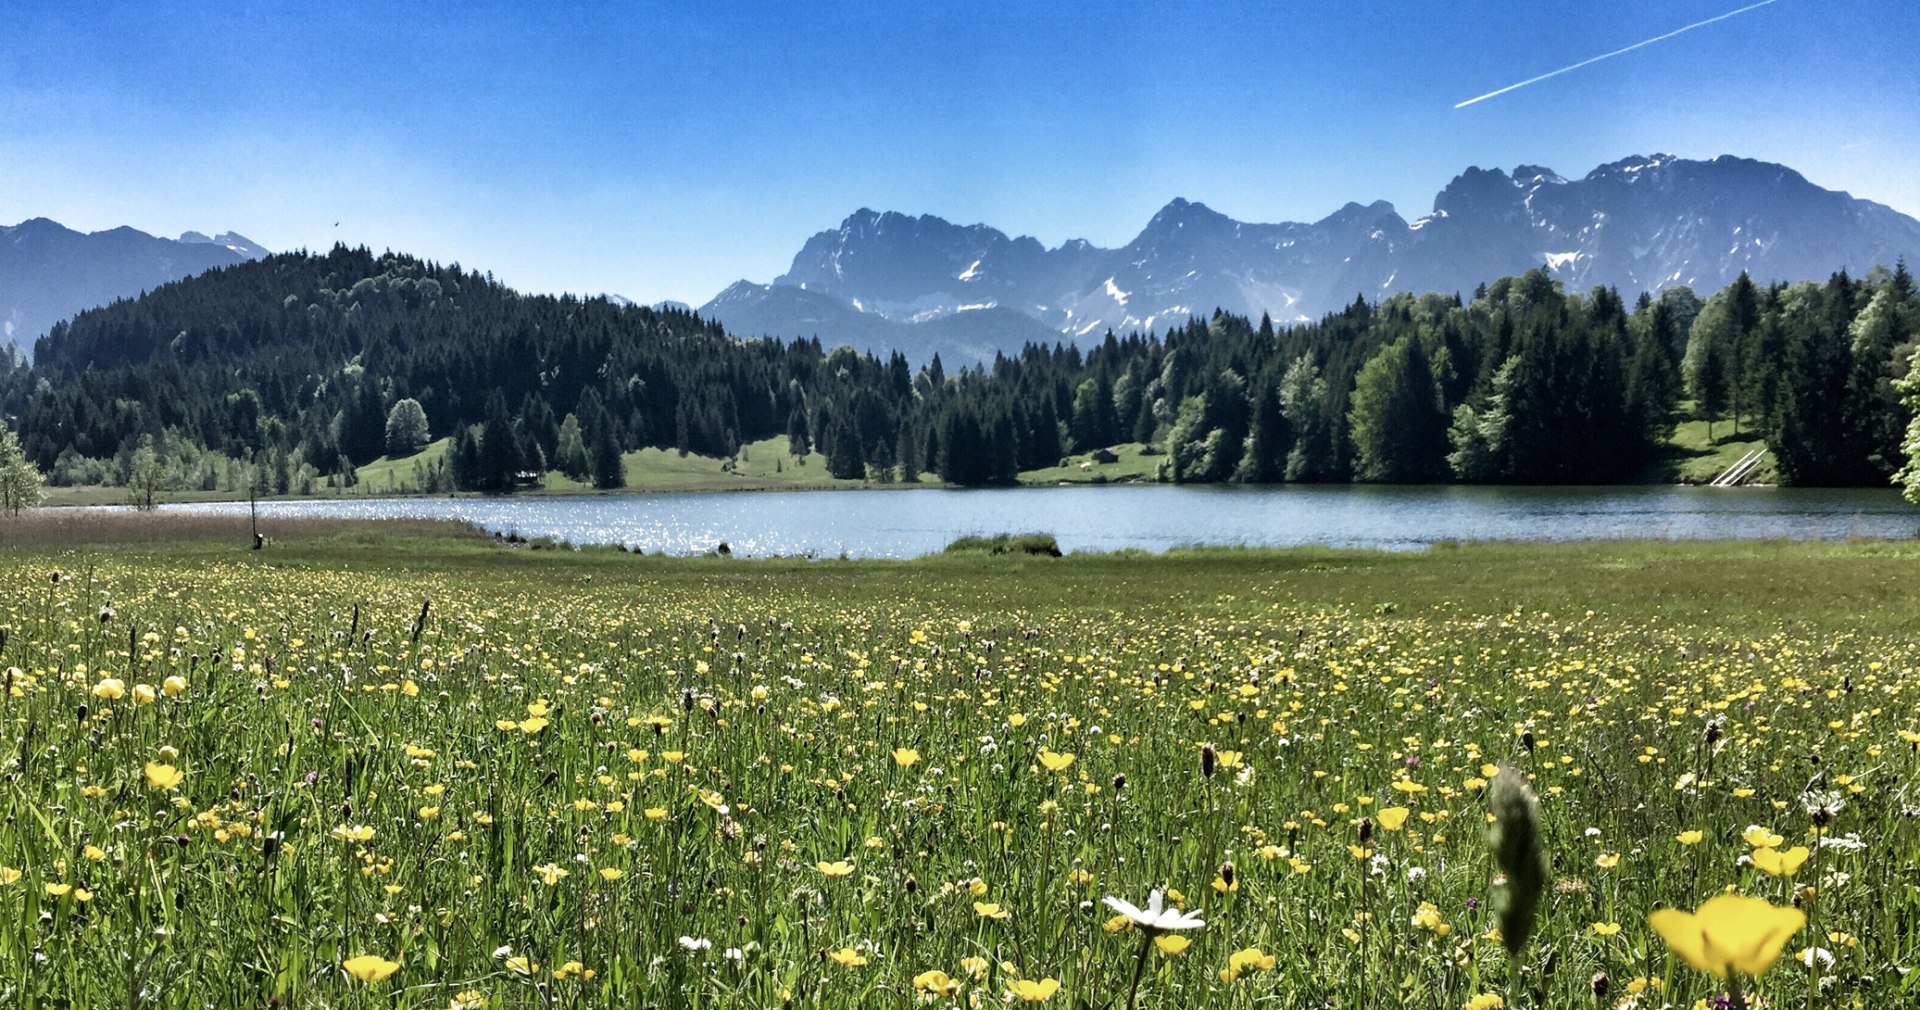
[[0, 533, 1915, 1009]]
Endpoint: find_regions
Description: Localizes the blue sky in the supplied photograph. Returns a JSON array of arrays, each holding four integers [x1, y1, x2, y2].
[[4, 1, 1916, 304]]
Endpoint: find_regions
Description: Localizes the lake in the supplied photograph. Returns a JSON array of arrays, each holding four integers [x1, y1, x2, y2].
[[133, 484, 1919, 558]]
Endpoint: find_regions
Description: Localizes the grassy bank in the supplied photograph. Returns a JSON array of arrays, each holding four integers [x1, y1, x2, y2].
[[1017, 441, 1161, 485], [29, 412, 1843, 506], [1659, 410, 1776, 485]]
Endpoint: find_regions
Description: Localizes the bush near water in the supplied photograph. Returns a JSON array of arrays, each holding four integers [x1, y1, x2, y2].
[[942, 532, 1063, 556]]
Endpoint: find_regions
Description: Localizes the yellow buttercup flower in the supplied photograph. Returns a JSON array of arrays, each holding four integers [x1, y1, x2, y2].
[[1153, 934, 1191, 955], [1741, 825, 1784, 849], [1007, 978, 1059, 1002], [1412, 901, 1451, 935], [827, 946, 867, 967], [1592, 921, 1622, 936], [1675, 829, 1705, 846], [816, 860, 855, 878], [1376, 806, 1410, 831], [143, 762, 184, 791], [891, 747, 921, 767], [974, 901, 1011, 920], [1648, 894, 1804, 979], [1037, 749, 1075, 772], [1750, 845, 1810, 877], [1219, 946, 1276, 982], [913, 969, 960, 996], [342, 954, 400, 982]]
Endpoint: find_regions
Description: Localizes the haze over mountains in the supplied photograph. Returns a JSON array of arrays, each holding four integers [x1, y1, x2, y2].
[[703, 154, 1920, 362], [1, 219, 267, 356]]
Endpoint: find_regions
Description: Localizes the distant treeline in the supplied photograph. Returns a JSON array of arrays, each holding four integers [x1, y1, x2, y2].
[[3, 244, 1914, 491]]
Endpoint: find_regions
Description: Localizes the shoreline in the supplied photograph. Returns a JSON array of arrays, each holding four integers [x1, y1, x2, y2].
[[37, 475, 1831, 509], [2, 507, 1917, 553]]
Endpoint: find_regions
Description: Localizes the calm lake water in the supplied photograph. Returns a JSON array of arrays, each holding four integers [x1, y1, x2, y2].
[[139, 484, 1919, 558]]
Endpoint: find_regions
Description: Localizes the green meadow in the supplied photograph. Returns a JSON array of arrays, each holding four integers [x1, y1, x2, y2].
[[0, 522, 1915, 1008]]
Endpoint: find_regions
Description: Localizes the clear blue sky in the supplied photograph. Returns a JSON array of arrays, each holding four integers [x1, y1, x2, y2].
[[4, 1, 1916, 305]]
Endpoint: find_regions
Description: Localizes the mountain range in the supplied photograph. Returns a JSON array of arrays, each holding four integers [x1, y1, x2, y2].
[[701, 154, 1920, 362], [1, 218, 267, 356], [9, 154, 1919, 368]]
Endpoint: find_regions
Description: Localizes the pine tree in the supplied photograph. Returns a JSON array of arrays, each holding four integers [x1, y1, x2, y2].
[[478, 390, 518, 492], [1069, 376, 1119, 452], [1771, 284, 1855, 485], [340, 378, 388, 465], [824, 412, 863, 480], [590, 424, 625, 490], [450, 425, 482, 490], [1842, 285, 1914, 479], [1233, 380, 1288, 483], [520, 393, 560, 462], [785, 404, 812, 458]]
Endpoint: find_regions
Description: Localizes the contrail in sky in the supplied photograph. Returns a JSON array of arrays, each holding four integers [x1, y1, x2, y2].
[[1455, 0, 1783, 109]]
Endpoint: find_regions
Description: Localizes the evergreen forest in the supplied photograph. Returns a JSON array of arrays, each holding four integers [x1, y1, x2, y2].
[[5, 245, 1915, 493]]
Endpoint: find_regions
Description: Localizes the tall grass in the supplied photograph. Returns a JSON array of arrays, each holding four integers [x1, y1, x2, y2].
[[0, 538, 1912, 1008], [0, 511, 477, 546]]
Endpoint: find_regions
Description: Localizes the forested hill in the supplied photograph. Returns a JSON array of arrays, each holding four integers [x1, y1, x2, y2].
[[20, 245, 878, 484], [8, 244, 1917, 493]]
